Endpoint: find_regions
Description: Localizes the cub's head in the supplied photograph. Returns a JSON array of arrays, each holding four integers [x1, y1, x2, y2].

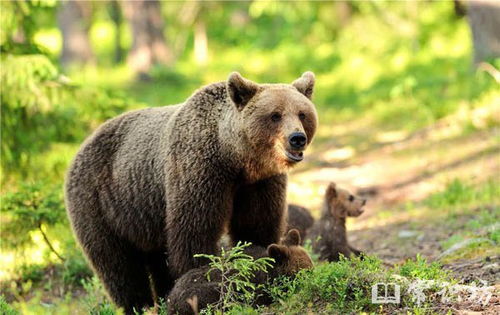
[[267, 229, 313, 276], [227, 72, 318, 180], [325, 182, 366, 218]]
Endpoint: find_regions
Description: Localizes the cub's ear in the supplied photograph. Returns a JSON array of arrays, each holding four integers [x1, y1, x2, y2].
[[267, 244, 290, 263], [292, 71, 315, 100], [326, 182, 337, 199], [227, 72, 259, 110], [283, 229, 301, 246]]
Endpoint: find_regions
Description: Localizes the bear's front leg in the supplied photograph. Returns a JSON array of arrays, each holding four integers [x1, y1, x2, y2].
[[165, 174, 233, 278], [230, 174, 287, 247]]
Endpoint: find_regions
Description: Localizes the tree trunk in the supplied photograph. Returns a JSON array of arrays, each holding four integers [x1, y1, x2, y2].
[[467, 0, 500, 65], [108, 0, 123, 64], [123, 0, 173, 78], [57, 0, 94, 67], [335, 1, 353, 27], [453, 0, 466, 17], [194, 19, 208, 65]]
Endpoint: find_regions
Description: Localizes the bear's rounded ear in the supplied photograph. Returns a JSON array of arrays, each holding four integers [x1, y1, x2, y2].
[[292, 71, 315, 100], [283, 229, 301, 246], [267, 244, 289, 263], [227, 72, 259, 110], [326, 182, 337, 200]]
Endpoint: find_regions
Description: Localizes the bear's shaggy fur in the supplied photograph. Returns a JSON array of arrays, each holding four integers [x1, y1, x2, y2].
[[64, 72, 317, 313], [308, 182, 366, 262], [167, 230, 313, 315], [286, 204, 314, 242]]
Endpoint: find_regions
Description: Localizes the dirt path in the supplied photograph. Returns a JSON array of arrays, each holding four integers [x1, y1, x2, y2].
[[289, 120, 499, 267]]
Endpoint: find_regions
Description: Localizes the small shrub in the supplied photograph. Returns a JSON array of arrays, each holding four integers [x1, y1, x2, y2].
[[489, 228, 500, 244], [81, 276, 116, 315], [266, 273, 301, 303], [62, 255, 92, 285], [395, 254, 450, 282], [17, 264, 45, 283], [194, 242, 274, 313], [156, 298, 168, 315], [269, 255, 390, 314], [1, 182, 66, 250], [1, 182, 67, 275], [0, 295, 18, 315]]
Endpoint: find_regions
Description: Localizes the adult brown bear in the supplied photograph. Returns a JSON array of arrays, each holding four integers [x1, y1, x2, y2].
[[64, 72, 317, 313]]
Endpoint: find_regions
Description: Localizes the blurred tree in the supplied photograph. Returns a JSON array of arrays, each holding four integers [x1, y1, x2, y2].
[[108, 0, 124, 64], [122, 0, 173, 78], [194, 17, 208, 65], [57, 0, 95, 67], [453, 0, 466, 17], [466, 0, 500, 65], [0, 0, 56, 54], [334, 1, 354, 27], [177, 0, 212, 65]]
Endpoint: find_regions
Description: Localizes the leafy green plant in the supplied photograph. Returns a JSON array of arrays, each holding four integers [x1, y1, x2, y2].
[[395, 254, 451, 282], [81, 276, 117, 315], [269, 255, 390, 314], [265, 272, 301, 304], [0, 53, 130, 184], [194, 242, 274, 314], [0, 295, 18, 315], [62, 255, 93, 286], [1, 182, 66, 261], [16, 264, 45, 283]]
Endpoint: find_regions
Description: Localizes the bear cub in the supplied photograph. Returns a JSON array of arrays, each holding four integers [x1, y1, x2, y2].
[[286, 204, 314, 243], [167, 229, 313, 315], [288, 182, 366, 262]]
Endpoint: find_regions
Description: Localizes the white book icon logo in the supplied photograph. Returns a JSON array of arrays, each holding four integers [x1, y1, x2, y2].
[[372, 283, 401, 304]]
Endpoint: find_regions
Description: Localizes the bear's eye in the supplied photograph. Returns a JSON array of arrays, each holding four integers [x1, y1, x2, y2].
[[271, 113, 282, 122], [299, 112, 306, 121], [348, 195, 354, 202]]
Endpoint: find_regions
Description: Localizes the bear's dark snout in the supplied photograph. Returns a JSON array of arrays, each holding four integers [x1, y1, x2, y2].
[[289, 132, 307, 150]]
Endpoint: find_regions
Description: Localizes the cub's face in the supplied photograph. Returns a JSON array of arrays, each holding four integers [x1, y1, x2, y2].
[[227, 72, 318, 180], [325, 182, 366, 218]]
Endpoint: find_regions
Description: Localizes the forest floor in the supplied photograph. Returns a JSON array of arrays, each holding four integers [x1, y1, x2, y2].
[[287, 113, 500, 313]]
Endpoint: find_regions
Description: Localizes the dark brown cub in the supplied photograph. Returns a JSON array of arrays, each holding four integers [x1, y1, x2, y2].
[[167, 229, 313, 315], [286, 204, 314, 242]]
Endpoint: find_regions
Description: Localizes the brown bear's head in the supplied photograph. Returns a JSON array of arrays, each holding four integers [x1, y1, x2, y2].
[[267, 229, 313, 276], [227, 72, 318, 181], [325, 182, 366, 218]]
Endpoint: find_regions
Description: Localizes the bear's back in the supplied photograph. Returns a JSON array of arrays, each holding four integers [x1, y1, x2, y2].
[[66, 105, 181, 250]]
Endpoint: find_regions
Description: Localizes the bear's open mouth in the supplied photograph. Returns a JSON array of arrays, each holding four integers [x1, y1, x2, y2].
[[285, 150, 304, 162]]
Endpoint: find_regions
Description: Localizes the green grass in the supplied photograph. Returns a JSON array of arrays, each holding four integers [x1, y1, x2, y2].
[[425, 178, 500, 210], [406, 179, 500, 263], [396, 254, 451, 282], [267, 256, 388, 313], [0, 295, 19, 315], [260, 255, 452, 314]]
